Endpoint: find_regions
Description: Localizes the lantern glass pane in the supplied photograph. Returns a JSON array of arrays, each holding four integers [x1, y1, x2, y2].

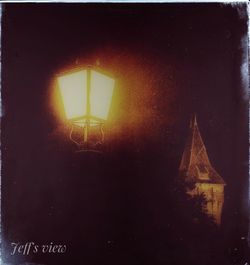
[[90, 70, 115, 120], [58, 70, 87, 120]]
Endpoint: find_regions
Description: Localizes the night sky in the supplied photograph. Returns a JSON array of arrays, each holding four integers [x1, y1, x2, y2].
[[1, 3, 249, 265]]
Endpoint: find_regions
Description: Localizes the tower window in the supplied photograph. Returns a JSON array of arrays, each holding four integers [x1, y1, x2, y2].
[[196, 165, 210, 180]]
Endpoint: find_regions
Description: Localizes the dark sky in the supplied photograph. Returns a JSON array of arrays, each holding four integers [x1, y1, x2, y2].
[[1, 3, 249, 265]]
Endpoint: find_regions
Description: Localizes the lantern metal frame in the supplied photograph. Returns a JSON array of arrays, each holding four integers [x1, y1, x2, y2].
[[57, 66, 114, 152]]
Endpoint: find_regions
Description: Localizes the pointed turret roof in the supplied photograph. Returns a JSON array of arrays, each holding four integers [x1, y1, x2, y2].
[[179, 115, 225, 185]]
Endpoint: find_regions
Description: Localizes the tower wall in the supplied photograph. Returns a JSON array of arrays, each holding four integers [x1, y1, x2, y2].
[[193, 183, 225, 225]]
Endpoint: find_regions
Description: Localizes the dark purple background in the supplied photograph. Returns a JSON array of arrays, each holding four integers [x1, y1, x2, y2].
[[1, 3, 249, 265]]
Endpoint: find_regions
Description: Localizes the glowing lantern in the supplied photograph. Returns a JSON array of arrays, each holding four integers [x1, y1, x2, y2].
[[57, 67, 115, 146]]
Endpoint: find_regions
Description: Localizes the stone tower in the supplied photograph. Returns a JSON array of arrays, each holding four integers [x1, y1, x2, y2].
[[179, 115, 226, 225]]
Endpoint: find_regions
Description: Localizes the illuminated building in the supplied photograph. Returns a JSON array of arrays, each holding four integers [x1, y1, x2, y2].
[[179, 115, 226, 225]]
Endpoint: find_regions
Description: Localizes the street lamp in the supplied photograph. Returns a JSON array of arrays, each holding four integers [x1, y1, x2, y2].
[[57, 67, 115, 151]]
